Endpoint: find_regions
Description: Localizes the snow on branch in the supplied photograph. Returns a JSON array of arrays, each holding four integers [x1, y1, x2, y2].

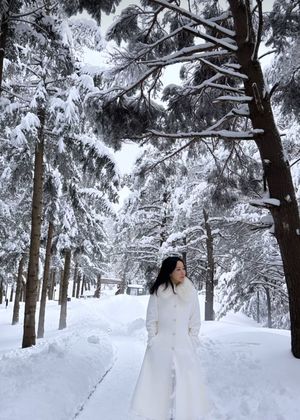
[[149, 0, 236, 37], [147, 128, 264, 141], [200, 58, 248, 80], [213, 95, 253, 103], [250, 198, 281, 209], [183, 26, 237, 51], [145, 49, 231, 67], [121, 23, 199, 69], [204, 82, 244, 94], [182, 73, 224, 94], [141, 43, 217, 65]]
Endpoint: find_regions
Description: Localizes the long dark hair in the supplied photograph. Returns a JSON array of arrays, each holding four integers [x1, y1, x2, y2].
[[150, 256, 185, 295]]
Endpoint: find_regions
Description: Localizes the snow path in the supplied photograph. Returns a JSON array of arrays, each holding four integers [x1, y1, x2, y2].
[[77, 324, 300, 420], [77, 336, 144, 420]]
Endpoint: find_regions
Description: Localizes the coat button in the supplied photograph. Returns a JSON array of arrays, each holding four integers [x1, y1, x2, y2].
[[173, 318, 176, 321], [171, 346, 175, 350], [172, 332, 176, 336], [173, 304, 176, 308]]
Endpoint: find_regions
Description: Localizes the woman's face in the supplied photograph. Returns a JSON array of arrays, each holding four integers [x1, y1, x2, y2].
[[170, 260, 186, 285]]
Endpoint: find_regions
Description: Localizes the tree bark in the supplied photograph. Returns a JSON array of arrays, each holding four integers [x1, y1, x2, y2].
[[203, 209, 214, 320], [0, 280, 3, 304], [182, 236, 187, 275], [58, 250, 71, 330], [9, 283, 14, 302], [228, 0, 300, 358], [256, 290, 260, 324], [58, 268, 64, 305], [37, 221, 54, 338], [12, 255, 25, 325], [80, 274, 85, 296], [72, 262, 78, 297], [0, 11, 9, 95], [94, 274, 101, 298], [22, 107, 45, 348], [20, 279, 25, 302], [48, 269, 56, 300], [265, 286, 272, 328], [36, 277, 41, 302], [75, 271, 81, 298]]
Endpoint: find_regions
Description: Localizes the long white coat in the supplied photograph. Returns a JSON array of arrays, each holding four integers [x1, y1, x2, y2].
[[130, 277, 207, 420]]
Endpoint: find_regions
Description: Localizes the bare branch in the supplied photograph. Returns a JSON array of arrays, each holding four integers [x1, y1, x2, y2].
[[290, 157, 300, 168], [8, 18, 50, 37], [0, 87, 31, 102], [269, 82, 279, 98], [252, 0, 263, 61], [91, 67, 158, 102], [9, 3, 58, 19], [258, 49, 277, 60], [145, 139, 196, 172]]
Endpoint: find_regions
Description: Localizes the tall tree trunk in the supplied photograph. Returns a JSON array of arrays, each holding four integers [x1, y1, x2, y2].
[[58, 268, 64, 305], [72, 263, 78, 297], [203, 209, 214, 321], [48, 269, 55, 300], [159, 191, 169, 247], [229, 0, 300, 358], [22, 107, 45, 348], [76, 271, 81, 298], [0, 11, 9, 94], [94, 274, 101, 298], [182, 236, 187, 274], [12, 255, 25, 325], [37, 221, 54, 338], [0, 280, 3, 304], [265, 286, 272, 328], [36, 278, 41, 302], [20, 281, 24, 302], [256, 290, 260, 324], [58, 250, 71, 330], [9, 283, 14, 302], [80, 274, 85, 296]]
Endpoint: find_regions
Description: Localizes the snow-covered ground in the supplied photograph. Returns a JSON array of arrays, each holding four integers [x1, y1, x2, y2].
[[1, 291, 300, 420]]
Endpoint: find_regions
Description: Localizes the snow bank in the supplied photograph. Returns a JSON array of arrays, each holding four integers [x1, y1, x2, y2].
[[0, 330, 113, 420], [0, 299, 114, 420]]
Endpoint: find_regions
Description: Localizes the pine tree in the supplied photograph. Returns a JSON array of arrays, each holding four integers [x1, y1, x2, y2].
[[89, 0, 300, 358]]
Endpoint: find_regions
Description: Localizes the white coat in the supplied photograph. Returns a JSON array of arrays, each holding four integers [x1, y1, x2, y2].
[[130, 277, 208, 420]]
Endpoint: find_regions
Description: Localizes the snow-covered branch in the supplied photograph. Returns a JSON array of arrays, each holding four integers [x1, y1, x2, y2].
[[213, 95, 253, 103], [147, 128, 264, 140], [145, 49, 231, 67], [200, 58, 248, 80], [149, 0, 236, 37]]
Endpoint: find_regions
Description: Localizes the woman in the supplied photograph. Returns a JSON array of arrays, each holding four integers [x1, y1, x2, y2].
[[130, 256, 208, 420]]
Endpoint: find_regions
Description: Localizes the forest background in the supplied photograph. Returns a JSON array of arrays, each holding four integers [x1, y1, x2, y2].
[[1, 0, 300, 357]]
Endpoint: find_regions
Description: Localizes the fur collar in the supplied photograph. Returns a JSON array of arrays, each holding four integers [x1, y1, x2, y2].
[[157, 277, 196, 302]]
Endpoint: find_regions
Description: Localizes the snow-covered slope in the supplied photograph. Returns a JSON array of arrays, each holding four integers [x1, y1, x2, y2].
[[0, 294, 299, 420]]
